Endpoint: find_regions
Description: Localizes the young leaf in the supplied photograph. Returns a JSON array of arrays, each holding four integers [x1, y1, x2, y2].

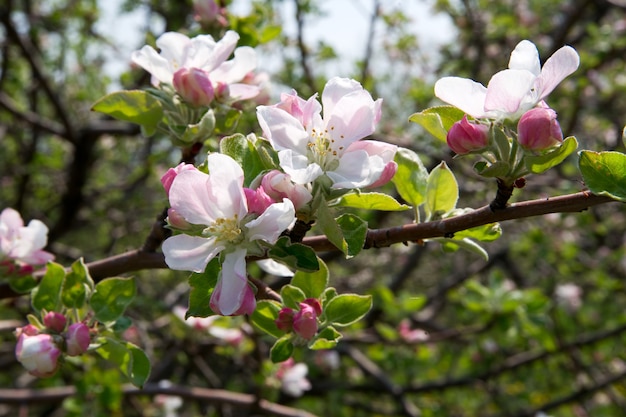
[[127, 343, 151, 388], [425, 162, 458, 220], [91, 277, 136, 323], [181, 110, 216, 144], [309, 326, 342, 350], [291, 258, 329, 299], [323, 294, 372, 327], [473, 161, 510, 178], [281, 284, 307, 309], [336, 213, 368, 258], [316, 202, 348, 255], [335, 192, 410, 211], [579, 150, 626, 202], [250, 300, 284, 338], [9, 275, 38, 294], [220, 133, 267, 187], [91, 90, 163, 136], [270, 335, 295, 363], [32, 262, 65, 312], [408, 106, 465, 143], [96, 338, 151, 388], [61, 258, 93, 309], [391, 147, 429, 207], [268, 236, 319, 272], [187, 258, 221, 318], [525, 136, 578, 174], [436, 237, 489, 261]]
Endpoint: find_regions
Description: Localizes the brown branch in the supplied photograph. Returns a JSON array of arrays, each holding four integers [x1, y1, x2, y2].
[[294, 0, 316, 95], [0, 383, 319, 417], [0, 92, 67, 138]]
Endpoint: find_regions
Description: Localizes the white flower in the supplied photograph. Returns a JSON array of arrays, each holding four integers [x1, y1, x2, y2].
[[0, 208, 54, 266]]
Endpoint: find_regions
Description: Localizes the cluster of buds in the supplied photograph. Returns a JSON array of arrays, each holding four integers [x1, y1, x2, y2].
[[275, 298, 322, 340], [14, 312, 90, 378]]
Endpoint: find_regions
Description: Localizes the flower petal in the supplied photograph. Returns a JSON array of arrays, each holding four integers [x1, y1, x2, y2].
[[244, 199, 296, 242], [278, 150, 323, 184], [508, 40, 541, 75], [211, 249, 248, 315], [210, 46, 257, 84], [321, 77, 364, 118], [168, 170, 215, 225], [484, 69, 536, 117], [206, 153, 248, 220], [536, 45, 580, 100], [162, 234, 224, 273], [434, 77, 489, 118], [325, 90, 382, 144], [327, 149, 385, 189], [131, 45, 173, 86], [257, 106, 310, 154]]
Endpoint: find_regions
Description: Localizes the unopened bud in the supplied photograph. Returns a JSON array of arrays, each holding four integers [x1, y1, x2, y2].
[[173, 68, 215, 107], [517, 107, 563, 151], [43, 312, 67, 333], [65, 323, 90, 356], [275, 308, 295, 332], [447, 115, 490, 155], [261, 171, 312, 210], [292, 300, 320, 340], [15, 332, 62, 377]]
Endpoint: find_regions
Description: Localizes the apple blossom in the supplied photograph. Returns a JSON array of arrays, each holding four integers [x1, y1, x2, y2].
[[261, 170, 312, 210], [161, 163, 198, 197], [257, 77, 397, 189], [0, 208, 54, 267], [277, 359, 312, 397], [434, 40, 579, 120], [172, 68, 215, 107], [292, 298, 322, 340], [43, 312, 67, 333], [131, 31, 259, 102], [15, 330, 62, 378], [275, 307, 295, 332], [65, 323, 90, 356], [517, 107, 563, 151], [161, 153, 296, 316], [446, 115, 490, 155]]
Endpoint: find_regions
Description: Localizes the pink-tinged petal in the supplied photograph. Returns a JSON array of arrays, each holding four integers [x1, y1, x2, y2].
[[328, 149, 385, 189], [168, 170, 215, 225], [278, 150, 323, 184], [508, 40, 541, 75], [257, 106, 310, 154], [155, 32, 192, 66], [257, 259, 295, 277], [484, 69, 536, 115], [434, 77, 489, 118], [0, 208, 24, 230], [131, 46, 175, 86], [227, 83, 261, 101], [325, 90, 382, 144], [321, 77, 364, 118], [206, 153, 248, 220], [210, 249, 248, 315], [348, 140, 397, 163], [244, 199, 296, 243], [210, 46, 257, 84], [536, 45, 580, 100], [162, 234, 224, 273], [161, 163, 197, 196], [65, 323, 90, 356]]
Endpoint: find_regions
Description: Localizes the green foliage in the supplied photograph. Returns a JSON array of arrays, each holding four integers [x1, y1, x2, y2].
[[391, 147, 429, 207], [409, 105, 466, 143], [268, 236, 320, 272], [92, 90, 163, 136], [187, 258, 220, 318], [290, 258, 329, 299], [579, 150, 626, 201], [425, 162, 459, 220], [91, 277, 136, 323], [525, 136, 578, 174], [96, 338, 151, 388], [322, 294, 372, 327], [335, 192, 410, 211]]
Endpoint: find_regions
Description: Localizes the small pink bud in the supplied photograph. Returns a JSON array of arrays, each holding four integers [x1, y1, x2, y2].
[[301, 298, 322, 316], [447, 115, 490, 155], [15, 333, 62, 378], [261, 171, 312, 210], [173, 68, 215, 107], [244, 187, 274, 215], [65, 323, 90, 356], [517, 107, 563, 151], [293, 302, 319, 340], [275, 308, 295, 332], [161, 163, 197, 197], [43, 312, 67, 333]]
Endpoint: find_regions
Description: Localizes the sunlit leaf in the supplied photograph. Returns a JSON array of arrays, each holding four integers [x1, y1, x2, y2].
[[391, 147, 428, 207], [91, 277, 136, 323], [323, 294, 372, 327], [91, 90, 163, 136], [335, 192, 410, 211], [270, 335, 294, 363], [336, 213, 368, 258], [525, 136, 578, 174], [250, 300, 283, 338], [409, 106, 465, 143], [32, 262, 65, 312], [187, 258, 220, 318], [291, 258, 329, 299], [268, 236, 319, 272], [579, 150, 626, 202], [425, 162, 458, 220]]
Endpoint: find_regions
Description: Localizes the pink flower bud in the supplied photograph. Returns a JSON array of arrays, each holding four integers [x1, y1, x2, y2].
[[15, 332, 61, 378], [193, 0, 228, 26], [161, 163, 197, 197], [275, 307, 295, 332], [261, 171, 312, 210], [293, 301, 319, 340], [65, 323, 90, 356], [173, 68, 215, 107], [446, 115, 490, 155], [244, 187, 274, 215], [301, 298, 322, 316], [517, 107, 563, 151], [43, 312, 67, 333]]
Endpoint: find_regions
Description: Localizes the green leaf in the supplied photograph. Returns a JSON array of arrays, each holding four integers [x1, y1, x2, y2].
[[270, 335, 294, 363], [316, 202, 348, 255], [250, 300, 283, 338], [450, 217, 502, 242], [391, 147, 428, 207], [9, 275, 38, 294], [91, 91, 163, 136], [181, 110, 215, 144], [309, 326, 342, 350], [579, 150, 626, 201], [91, 277, 136, 323], [291, 258, 329, 299], [335, 192, 410, 211], [32, 262, 65, 312], [268, 236, 319, 272], [323, 294, 372, 327], [96, 338, 150, 388], [408, 106, 466, 143], [425, 162, 458, 220], [281, 285, 307, 309], [187, 258, 220, 318], [437, 237, 489, 261], [220, 133, 268, 187], [336, 213, 368, 258], [213, 107, 242, 135], [473, 161, 511, 178], [61, 258, 93, 309], [525, 136, 578, 174]]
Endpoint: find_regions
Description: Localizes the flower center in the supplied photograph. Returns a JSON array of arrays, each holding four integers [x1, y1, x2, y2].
[[307, 126, 344, 171], [204, 216, 242, 243]]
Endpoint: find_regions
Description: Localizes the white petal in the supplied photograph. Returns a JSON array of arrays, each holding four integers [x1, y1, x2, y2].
[[434, 77, 489, 118], [206, 153, 248, 220], [131, 46, 173, 85], [321, 77, 364, 119], [169, 170, 216, 225], [325, 90, 381, 145], [256, 106, 310, 154], [328, 149, 385, 189], [210, 46, 257, 84], [508, 40, 541, 75], [537, 45, 579, 100], [228, 84, 260, 101], [245, 199, 295, 243], [256, 259, 295, 277], [278, 150, 323, 184], [215, 249, 248, 316], [162, 235, 224, 273], [484, 69, 536, 117]]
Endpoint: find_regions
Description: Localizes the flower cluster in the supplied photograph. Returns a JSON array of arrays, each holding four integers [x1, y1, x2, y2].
[[15, 312, 90, 378], [275, 298, 323, 340]]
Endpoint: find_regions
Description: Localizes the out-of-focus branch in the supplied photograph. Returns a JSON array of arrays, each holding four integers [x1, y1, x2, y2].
[[360, 0, 380, 86], [294, 0, 317, 95], [0, 92, 66, 137], [0, 383, 319, 417]]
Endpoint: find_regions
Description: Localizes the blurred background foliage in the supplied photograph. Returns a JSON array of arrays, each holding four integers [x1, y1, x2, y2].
[[1, 0, 626, 416]]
